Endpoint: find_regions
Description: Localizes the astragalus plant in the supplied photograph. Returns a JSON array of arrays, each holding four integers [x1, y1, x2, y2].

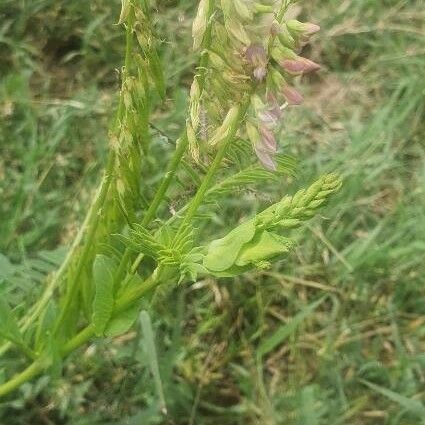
[[0, 0, 341, 396]]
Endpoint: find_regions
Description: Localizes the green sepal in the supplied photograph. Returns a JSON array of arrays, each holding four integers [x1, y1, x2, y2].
[[203, 220, 256, 272], [236, 231, 293, 267]]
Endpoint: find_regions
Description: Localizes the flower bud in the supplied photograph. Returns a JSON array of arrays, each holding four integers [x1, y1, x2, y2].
[[187, 121, 200, 163], [189, 79, 201, 129], [287, 20, 321, 37], [227, 18, 251, 45], [281, 57, 321, 75], [282, 85, 304, 105], [208, 50, 227, 70], [255, 144, 277, 171], [246, 44, 268, 81], [251, 94, 266, 114], [192, 0, 209, 50], [246, 121, 261, 145], [258, 101, 282, 129], [277, 24, 296, 49], [271, 45, 296, 64], [209, 105, 239, 146], [254, 4, 274, 14], [259, 126, 277, 152], [234, 0, 253, 21], [253, 124, 278, 171], [117, 0, 131, 25]]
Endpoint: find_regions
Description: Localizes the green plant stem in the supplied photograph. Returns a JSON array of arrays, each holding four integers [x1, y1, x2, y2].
[[110, 1, 216, 283], [0, 359, 46, 398], [0, 0, 218, 394], [178, 96, 252, 231], [52, 14, 136, 332], [0, 268, 162, 398], [53, 152, 116, 332]]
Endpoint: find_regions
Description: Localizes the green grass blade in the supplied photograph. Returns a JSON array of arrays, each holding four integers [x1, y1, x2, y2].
[[360, 379, 425, 417], [257, 296, 326, 359], [140, 310, 167, 415]]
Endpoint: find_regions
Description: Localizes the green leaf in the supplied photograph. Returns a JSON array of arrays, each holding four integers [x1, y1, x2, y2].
[[140, 310, 167, 414], [125, 224, 165, 259], [205, 156, 297, 201], [204, 220, 256, 272], [0, 298, 23, 345], [257, 297, 326, 358], [360, 379, 425, 417], [105, 302, 141, 337], [35, 301, 58, 351], [92, 255, 116, 336], [46, 333, 62, 379], [0, 253, 15, 281]]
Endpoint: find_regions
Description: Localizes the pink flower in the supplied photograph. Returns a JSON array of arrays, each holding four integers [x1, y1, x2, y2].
[[281, 58, 321, 75], [254, 67, 267, 81], [258, 93, 282, 130], [287, 20, 321, 38], [255, 126, 277, 171], [282, 85, 304, 105], [302, 23, 321, 36], [246, 44, 268, 81], [255, 146, 277, 171]]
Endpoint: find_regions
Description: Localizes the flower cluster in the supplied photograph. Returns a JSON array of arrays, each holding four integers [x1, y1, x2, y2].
[[190, 0, 321, 169]]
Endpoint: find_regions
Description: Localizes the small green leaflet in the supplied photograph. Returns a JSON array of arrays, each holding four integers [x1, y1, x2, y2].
[[0, 298, 24, 346], [105, 303, 140, 337], [92, 255, 116, 336]]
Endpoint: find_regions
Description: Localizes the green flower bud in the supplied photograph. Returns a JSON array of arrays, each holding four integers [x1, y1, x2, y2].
[[192, 0, 209, 50]]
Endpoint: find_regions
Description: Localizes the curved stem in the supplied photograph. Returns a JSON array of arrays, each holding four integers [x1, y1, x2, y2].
[[0, 359, 45, 398], [0, 269, 162, 398], [53, 152, 116, 332]]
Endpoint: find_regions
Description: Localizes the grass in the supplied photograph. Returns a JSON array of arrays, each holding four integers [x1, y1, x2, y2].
[[0, 0, 424, 424]]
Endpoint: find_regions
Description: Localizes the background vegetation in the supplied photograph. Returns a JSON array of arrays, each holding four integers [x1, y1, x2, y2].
[[0, 0, 424, 423]]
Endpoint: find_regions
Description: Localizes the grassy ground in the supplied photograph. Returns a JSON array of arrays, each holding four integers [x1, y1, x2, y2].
[[0, 0, 424, 424]]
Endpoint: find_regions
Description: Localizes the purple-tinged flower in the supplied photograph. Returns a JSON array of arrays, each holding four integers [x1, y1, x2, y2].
[[255, 126, 278, 171], [281, 57, 321, 75], [282, 85, 304, 105], [287, 20, 321, 36], [246, 44, 268, 81], [253, 67, 267, 81], [259, 102, 282, 129], [258, 93, 282, 130], [255, 145, 277, 171], [259, 126, 277, 152]]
